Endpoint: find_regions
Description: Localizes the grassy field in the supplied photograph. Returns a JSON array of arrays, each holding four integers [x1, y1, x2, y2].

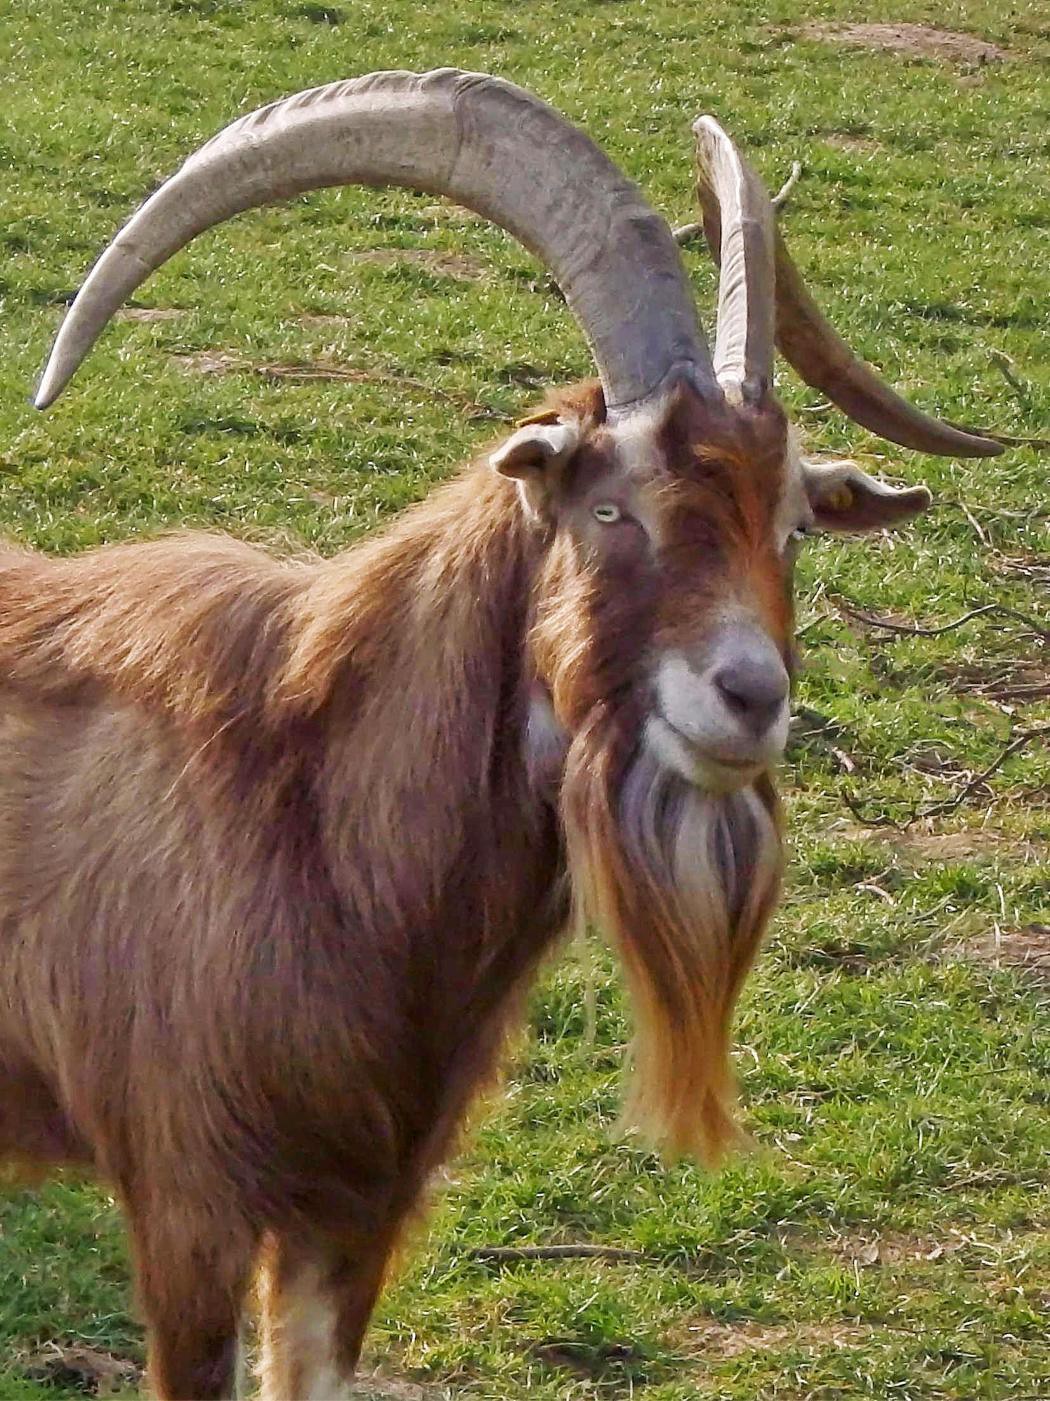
[[2, 0, 1048, 1396]]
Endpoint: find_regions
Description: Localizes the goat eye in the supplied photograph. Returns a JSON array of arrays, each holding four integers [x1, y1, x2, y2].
[[592, 502, 622, 524]]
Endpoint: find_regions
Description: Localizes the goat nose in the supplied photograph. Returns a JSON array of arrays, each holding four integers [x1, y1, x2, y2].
[[713, 656, 789, 734]]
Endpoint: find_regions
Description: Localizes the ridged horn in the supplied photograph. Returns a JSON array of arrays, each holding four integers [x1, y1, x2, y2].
[[692, 116, 775, 407], [36, 69, 714, 413], [691, 120, 1003, 457]]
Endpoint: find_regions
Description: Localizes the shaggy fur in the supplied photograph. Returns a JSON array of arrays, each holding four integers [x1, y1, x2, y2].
[[0, 379, 789, 1398]]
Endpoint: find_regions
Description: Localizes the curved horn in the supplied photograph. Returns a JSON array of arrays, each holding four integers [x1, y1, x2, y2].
[[690, 120, 1003, 457], [692, 116, 775, 407], [771, 231, 1002, 456], [36, 69, 713, 413]]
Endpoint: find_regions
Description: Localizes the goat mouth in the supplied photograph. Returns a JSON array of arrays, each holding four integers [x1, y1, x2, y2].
[[701, 752, 757, 772], [647, 714, 766, 791]]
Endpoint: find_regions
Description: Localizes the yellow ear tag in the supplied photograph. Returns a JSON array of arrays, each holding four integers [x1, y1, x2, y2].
[[515, 408, 561, 428], [827, 485, 854, 512]]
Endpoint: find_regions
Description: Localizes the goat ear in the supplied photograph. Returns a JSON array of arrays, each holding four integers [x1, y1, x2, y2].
[[802, 458, 932, 533], [489, 420, 580, 514]]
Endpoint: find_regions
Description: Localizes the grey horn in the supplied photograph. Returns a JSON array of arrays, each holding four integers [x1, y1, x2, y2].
[[36, 69, 714, 413]]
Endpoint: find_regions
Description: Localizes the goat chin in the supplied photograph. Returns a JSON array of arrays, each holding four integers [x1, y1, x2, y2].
[[562, 727, 783, 1166]]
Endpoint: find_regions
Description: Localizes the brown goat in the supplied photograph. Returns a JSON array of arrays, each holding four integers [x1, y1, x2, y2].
[[4, 70, 1001, 1399]]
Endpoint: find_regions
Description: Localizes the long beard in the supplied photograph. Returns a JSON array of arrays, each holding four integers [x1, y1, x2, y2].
[[561, 711, 783, 1166]]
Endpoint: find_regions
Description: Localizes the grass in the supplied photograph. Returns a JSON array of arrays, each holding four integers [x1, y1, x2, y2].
[[1, 0, 1048, 1396]]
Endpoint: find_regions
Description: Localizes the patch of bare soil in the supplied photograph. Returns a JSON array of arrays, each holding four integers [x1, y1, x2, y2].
[[955, 923, 1050, 977], [825, 1226, 1049, 1274], [800, 22, 1011, 64], [114, 306, 184, 322], [22, 1344, 141, 1397], [350, 1377, 437, 1399], [897, 829, 1039, 862], [831, 824, 1046, 871], [300, 313, 354, 329], [887, 829, 997, 858], [823, 132, 883, 153], [420, 201, 486, 225], [828, 1230, 968, 1269], [348, 247, 490, 281], [682, 1319, 868, 1360]]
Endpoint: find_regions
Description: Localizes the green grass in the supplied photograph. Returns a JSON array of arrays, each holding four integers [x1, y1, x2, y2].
[[2, 0, 1048, 1396]]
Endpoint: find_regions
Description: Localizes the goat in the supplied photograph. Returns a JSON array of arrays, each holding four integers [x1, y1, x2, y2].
[[3, 69, 1001, 1400]]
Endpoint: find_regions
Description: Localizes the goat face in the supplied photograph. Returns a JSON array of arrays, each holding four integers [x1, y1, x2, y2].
[[494, 378, 930, 796], [495, 373, 935, 1163]]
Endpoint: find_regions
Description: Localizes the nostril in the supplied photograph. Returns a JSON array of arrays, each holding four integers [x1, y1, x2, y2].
[[713, 659, 789, 733]]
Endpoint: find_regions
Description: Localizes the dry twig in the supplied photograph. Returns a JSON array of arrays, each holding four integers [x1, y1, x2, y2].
[[944, 420, 1050, 450], [836, 599, 1050, 644], [843, 726, 1050, 829], [671, 220, 703, 248], [673, 161, 803, 246], [771, 160, 803, 210], [989, 348, 1031, 404], [172, 352, 510, 421], [918, 726, 1050, 819]]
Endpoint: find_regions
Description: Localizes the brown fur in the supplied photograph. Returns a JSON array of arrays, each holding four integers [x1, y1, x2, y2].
[[0, 379, 790, 1397]]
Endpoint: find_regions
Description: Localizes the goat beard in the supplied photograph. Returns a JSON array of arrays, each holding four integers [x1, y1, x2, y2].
[[561, 707, 784, 1167]]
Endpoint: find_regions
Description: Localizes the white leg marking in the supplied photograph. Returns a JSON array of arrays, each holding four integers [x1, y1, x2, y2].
[[259, 1259, 356, 1401]]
